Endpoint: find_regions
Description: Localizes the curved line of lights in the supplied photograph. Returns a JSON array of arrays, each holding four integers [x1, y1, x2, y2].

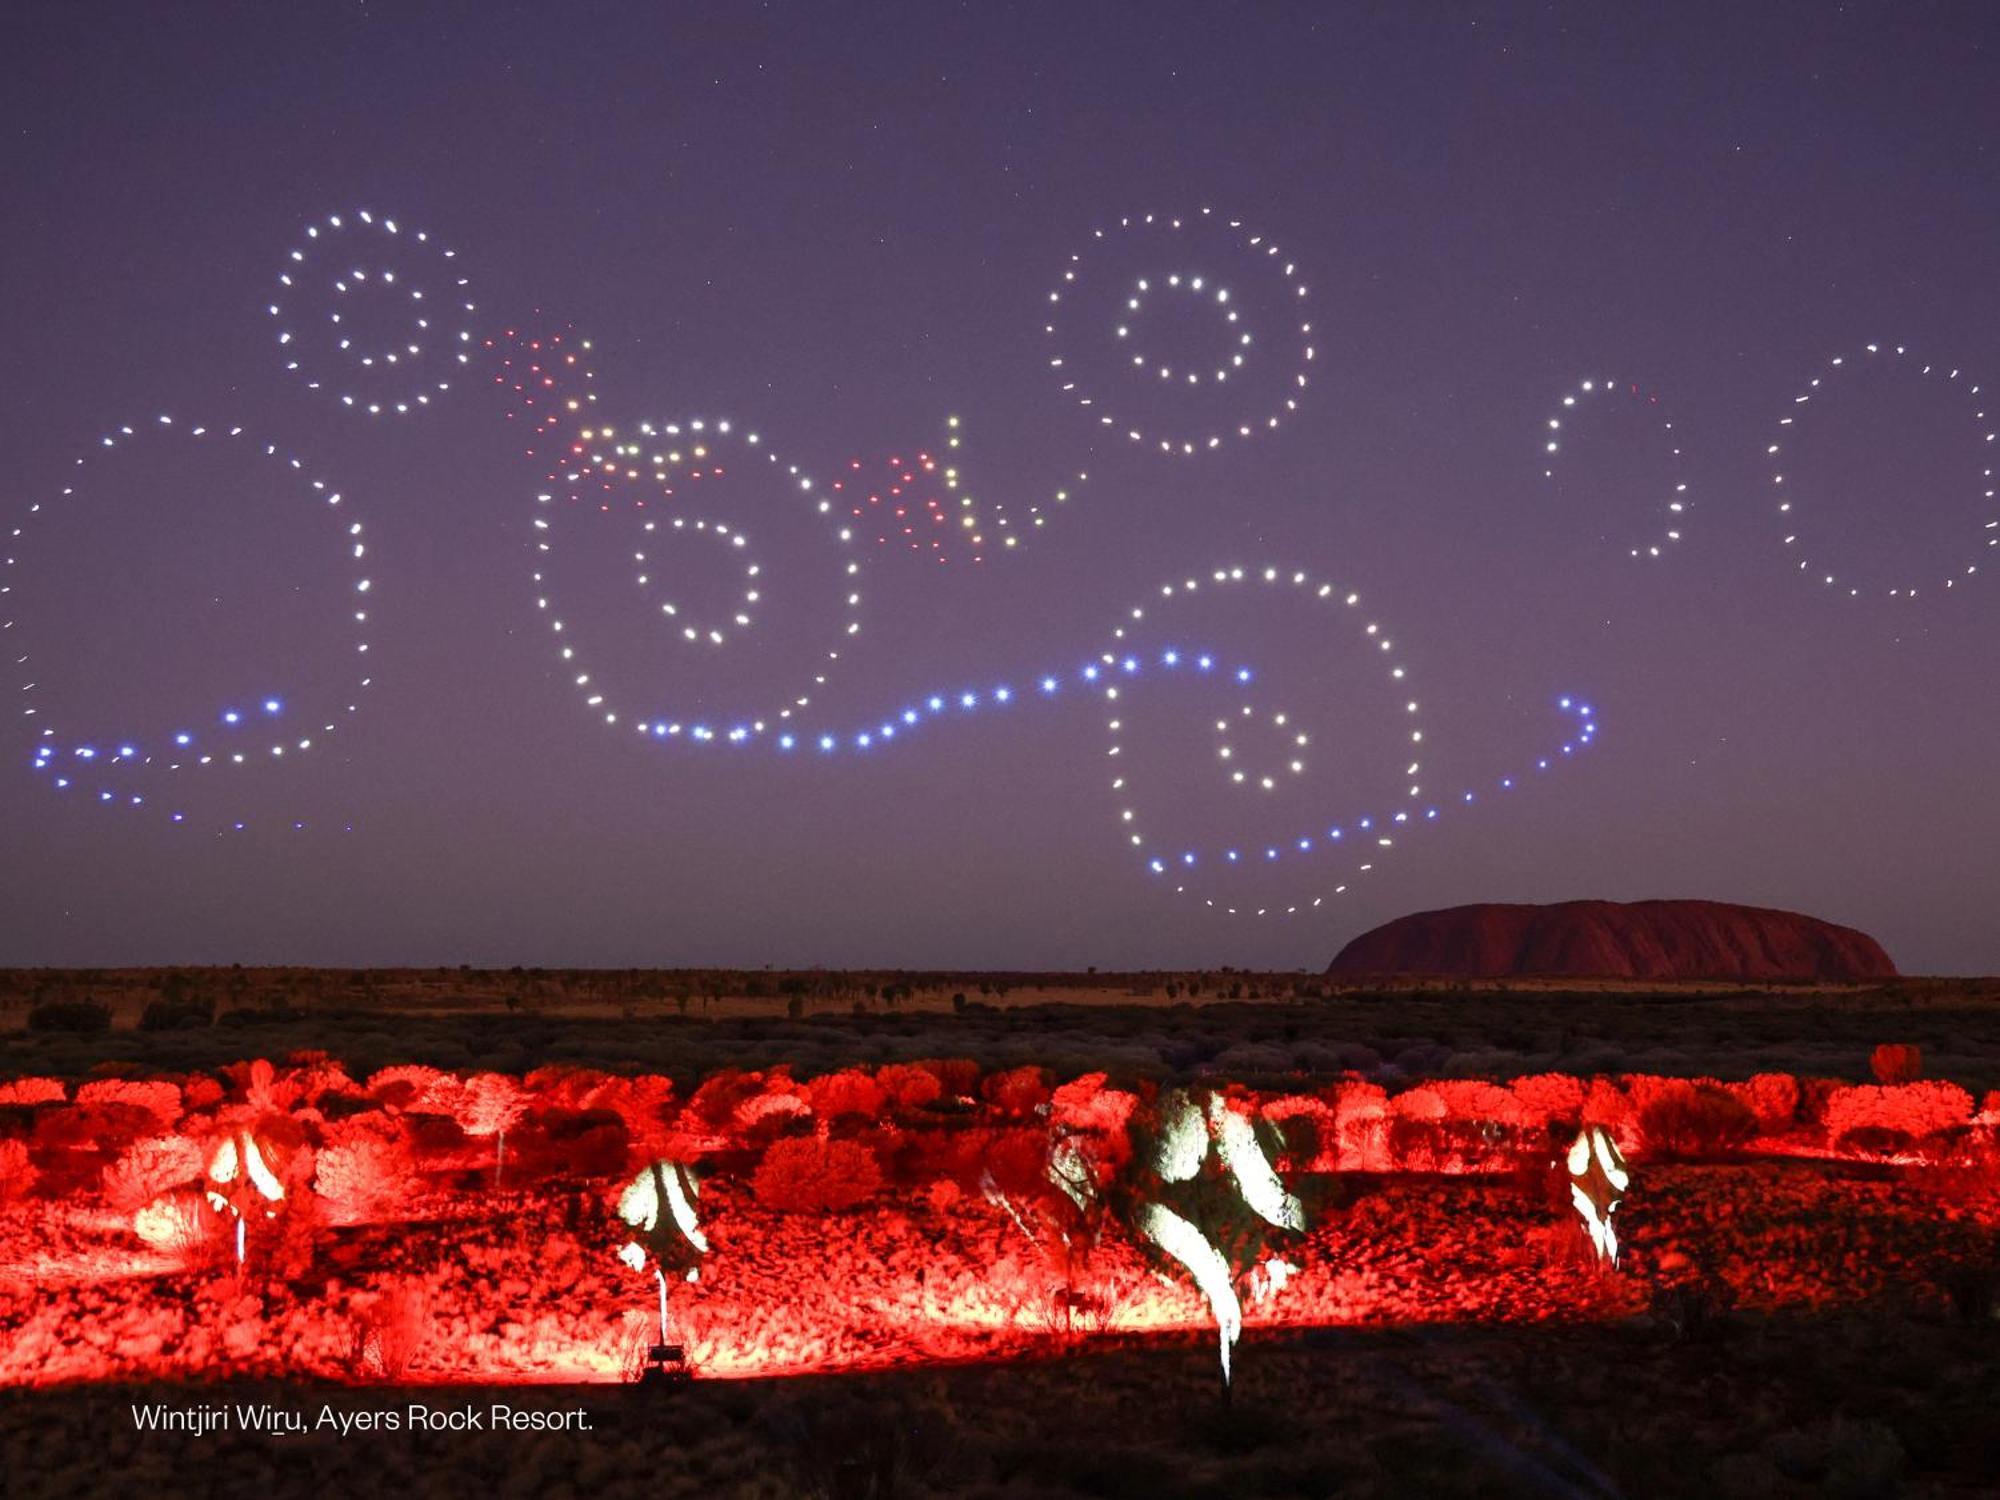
[[7, 416, 373, 832], [272, 209, 475, 417], [1541, 375, 1689, 558], [1047, 207, 1314, 458], [17, 208, 1605, 886], [1770, 343, 1996, 598]]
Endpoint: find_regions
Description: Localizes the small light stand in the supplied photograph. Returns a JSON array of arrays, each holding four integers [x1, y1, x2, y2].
[[638, 1342, 690, 1385]]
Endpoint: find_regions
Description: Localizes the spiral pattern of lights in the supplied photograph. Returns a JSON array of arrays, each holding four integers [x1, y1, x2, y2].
[[272, 209, 476, 417], [531, 418, 862, 732], [1046, 209, 1314, 456], [1103, 565, 1597, 918]]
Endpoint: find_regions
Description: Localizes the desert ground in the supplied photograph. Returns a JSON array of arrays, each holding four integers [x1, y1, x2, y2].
[[3, 969, 1997, 1498]]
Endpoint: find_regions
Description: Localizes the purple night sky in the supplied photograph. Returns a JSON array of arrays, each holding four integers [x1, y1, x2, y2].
[[2, 3, 1995, 973]]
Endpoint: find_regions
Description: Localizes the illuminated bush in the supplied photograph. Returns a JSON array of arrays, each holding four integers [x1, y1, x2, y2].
[[1510, 1072, 1587, 1127], [982, 1065, 1052, 1118], [349, 1281, 431, 1381], [1870, 1043, 1923, 1085], [1823, 1081, 1974, 1155], [102, 1134, 206, 1214], [875, 1063, 945, 1113], [0, 1077, 65, 1106], [751, 1135, 883, 1212], [132, 1188, 223, 1257], [313, 1135, 417, 1224], [1638, 1085, 1758, 1161], [1732, 1072, 1801, 1133], [804, 1068, 885, 1122], [76, 1079, 183, 1132], [0, 1138, 38, 1200]]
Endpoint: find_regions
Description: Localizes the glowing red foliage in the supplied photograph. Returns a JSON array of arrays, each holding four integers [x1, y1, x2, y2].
[[0, 1078, 64, 1107], [1822, 1081, 1974, 1153], [0, 1138, 39, 1200], [1510, 1073, 1587, 1126], [1637, 1084, 1759, 1160], [101, 1134, 206, 1214], [750, 1135, 883, 1212], [805, 1068, 886, 1122], [3, 1054, 1995, 1391], [1870, 1043, 1923, 1085], [875, 1063, 945, 1112], [982, 1066, 1052, 1118]]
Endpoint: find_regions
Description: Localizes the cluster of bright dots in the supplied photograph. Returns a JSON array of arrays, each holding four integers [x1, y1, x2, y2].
[[1102, 566, 1597, 919], [825, 419, 1091, 563], [1214, 704, 1308, 789], [635, 517, 761, 645], [1770, 344, 1997, 597], [4, 417, 373, 828], [830, 448, 962, 560], [485, 323, 598, 463], [1542, 377, 1689, 557], [1047, 209, 1313, 455], [271, 210, 475, 416], [18, 204, 1617, 884], [532, 419, 862, 729]]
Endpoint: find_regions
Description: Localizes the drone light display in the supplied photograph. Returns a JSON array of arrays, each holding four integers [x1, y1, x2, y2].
[[5, 416, 373, 830], [1768, 343, 1996, 598], [1045, 208, 1314, 455], [271, 209, 476, 417], [1541, 376, 1689, 558], [532, 418, 863, 732], [32, 201, 1984, 907]]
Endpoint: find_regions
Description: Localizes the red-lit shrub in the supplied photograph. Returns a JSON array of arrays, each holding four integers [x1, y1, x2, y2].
[[1822, 1082, 1974, 1155], [684, 1070, 762, 1130], [1870, 1044, 1923, 1085], [1432, 1080, 1529, 1128], [367, 1064, 449, 1111], [314, 1136, 419, 1224], [751, 1135, 882, 1212], [349, 1281, 431, 1381], [34, 1102, 160, 1160], [1510, 1073, 1587, 1127], [875, 1063, 944, 1113], [736, 1089, 813, 1140], [1330, 1081, 1391, 1172], [1638, 1085, 1758, 1161], [582, 1074, 683, 1161], [102, 1134, 206, 1214], [1732, 1073, 1801, 1134], [183, 1075, 224, 1111], [805, 1068, 886, 1122], [982, 1066, 1051, 1118], [75, 1080, 184, 1130], [0, 1078, 65, 1107], [1262, 1094, 1339, 1171], [1581, 1079, 1637, 1144], [455, 1073, 527, 1181], [509, 1107, 630, 1179], [132, 1189, 223, 1258], [284, 1052, 362, 1105], [0, 1138, 38, 1200], [916, 1058, 981, 1099]]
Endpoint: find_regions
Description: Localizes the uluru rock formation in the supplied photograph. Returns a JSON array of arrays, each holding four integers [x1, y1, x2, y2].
[[1328, 900, 1897, 982]]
